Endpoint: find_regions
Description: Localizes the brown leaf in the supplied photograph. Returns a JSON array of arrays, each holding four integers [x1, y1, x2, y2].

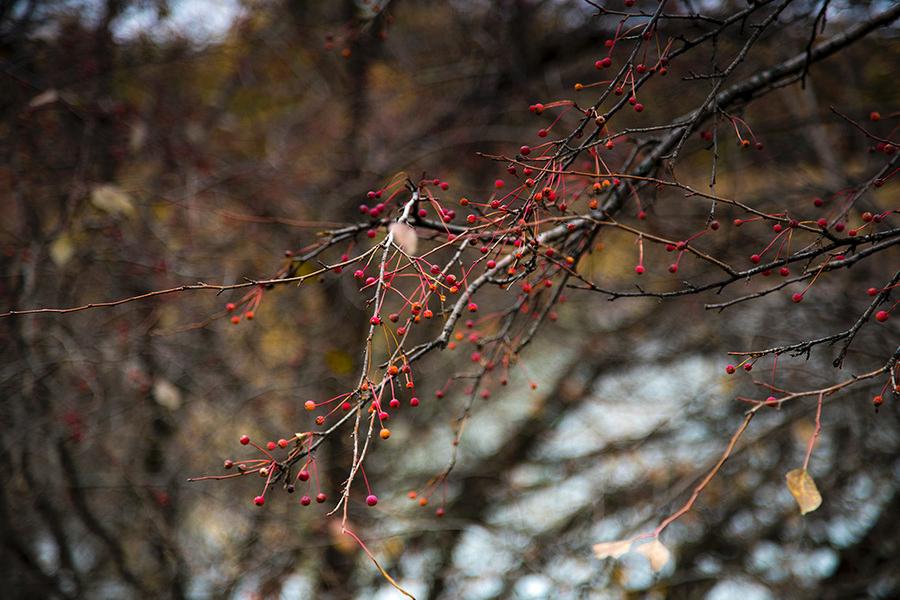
[[592, 539, 633, 561], [635, 539, 671, 572], [389, 222, 418, 255], [785, 468, 822, 515]]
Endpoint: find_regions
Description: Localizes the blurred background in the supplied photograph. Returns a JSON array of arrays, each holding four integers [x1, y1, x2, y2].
[[1, 1, 898, 598]]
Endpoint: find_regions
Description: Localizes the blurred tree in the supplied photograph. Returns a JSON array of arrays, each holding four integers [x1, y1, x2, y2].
[[1, 1, 898, 599]]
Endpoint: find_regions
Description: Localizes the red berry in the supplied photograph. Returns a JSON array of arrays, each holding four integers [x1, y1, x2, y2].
[[410, 397, 420, 407], [867, 287, 879, 296], [634, 103, 644, 113], [366, 494, 378, 506], [316, 493, 327, 503], [266, 441, 276, 450], [520, 145, 531, 155], [231, 315, 241, 325], [435, 507, 446, 517], [873, 395, 884, 406], [226, 303, 236, 312], [792, 293, 804, 303], [725, 365, 736, 374], [634, 265, 645, 274], [494, 179, 505, 189], [300, 495, 311, 506], [240, 435, 250, 445], [668, 264, 678, 273], [298, 469, 310, 481], [779, 267, 790, 277], [750, 254, 761, 264], [253, 495, 265, 506], [875, 310, 889, 322]]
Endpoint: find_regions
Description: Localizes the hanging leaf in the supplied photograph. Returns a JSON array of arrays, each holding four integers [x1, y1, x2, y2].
[[389, 222, 418, 255], [29, 89, 59, 108], [785, 468, 822, 515], [635, 539, 671, 572], [592, 539, 634, 561]]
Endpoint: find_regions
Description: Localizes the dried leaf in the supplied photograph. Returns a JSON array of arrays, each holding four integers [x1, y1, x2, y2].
[[152, 379, 182, 411], [91, 184, 135, 217], [592, 539, 633, 561], [29, 89, 59, 108], [785, 468, 822, 515], [389, 222, 418, 255], [50, 234, 75, 266], [635, 539, 671, 572]]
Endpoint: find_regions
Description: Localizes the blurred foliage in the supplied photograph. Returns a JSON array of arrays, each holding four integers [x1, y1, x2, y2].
[[1, 1, 899, 599]]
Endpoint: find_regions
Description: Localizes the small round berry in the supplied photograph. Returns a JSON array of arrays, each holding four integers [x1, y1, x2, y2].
[[779, 267, 790, 277], [873, 395, 884, 407], [286, 484, 295, 494], [231, 316, 241, 325], [494, 179, 505, 189], [239, 435, 250, 445], [266, 441, 276, 451], [870, 111, 881, 121], [436, 507, 446, 517], [875, 310, 889, 322], [300, 495, 311, 506], [226, 303, 236, 312], [520, 145, 531, 156], [380, 428, 391, 440], [410, 397, 420, 407], [668, 264, 678, 273], [792, 293, 804, 303], [366, 494, 378, 506], [765, 396, 778, 406], [253, 495, 265, 506], [467, 302, 478, 312], [634, 103, 644, 113], [750, 254, 761, 264], [224, 459, 234, 469], [278, 438, 288, 448], [709, 220, 720, 230], [316, 493, 327, 503], [743, 364, 753, 372], [370, 316, 381, 325], [634, 265, 645, 275], [867, 287, 879, 296], [725, 365, 736, 374], [298, 469, 310, 481], [245, 311, 254, 320], [304, 400, 316, 411]]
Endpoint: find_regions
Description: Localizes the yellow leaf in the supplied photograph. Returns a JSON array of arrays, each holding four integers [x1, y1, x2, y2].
[[785, 468, 822, 515], [50, 234, 75, 266], [593, 539, 633, 561], [91, 184, 135, 217], [635, 539, 671, 572]]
